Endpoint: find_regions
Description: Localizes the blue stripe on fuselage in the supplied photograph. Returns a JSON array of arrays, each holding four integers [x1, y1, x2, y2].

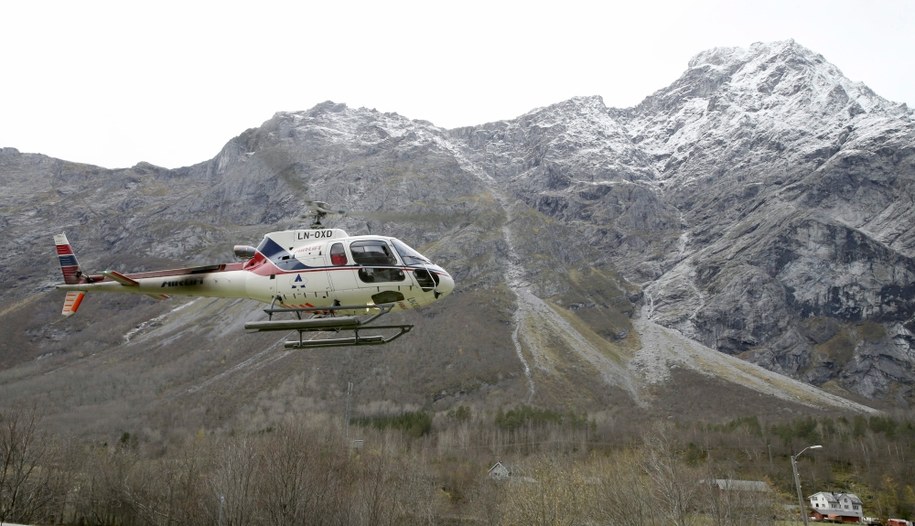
[[258, 237, 310, 271]]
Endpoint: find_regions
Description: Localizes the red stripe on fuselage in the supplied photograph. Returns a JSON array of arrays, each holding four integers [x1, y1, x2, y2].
[[101, 254, 430, 285], [99, 262, 245, 283], [241, 249, 428, 278]]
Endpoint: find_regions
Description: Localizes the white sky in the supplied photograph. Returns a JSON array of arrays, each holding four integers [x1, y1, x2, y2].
[[2, 0, 913, 169]]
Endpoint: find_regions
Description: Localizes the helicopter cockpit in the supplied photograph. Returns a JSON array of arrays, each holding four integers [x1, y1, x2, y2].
[[390, 238, 446, 292], [335, 237, 447, 293], [244, 229, 452, 299]]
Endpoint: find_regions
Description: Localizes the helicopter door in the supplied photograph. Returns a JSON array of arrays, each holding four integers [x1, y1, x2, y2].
[[327, 242, 358, 292], [348, 240, 407, 304], [274, 243, 333, 304], [349, 241, 405, 284]]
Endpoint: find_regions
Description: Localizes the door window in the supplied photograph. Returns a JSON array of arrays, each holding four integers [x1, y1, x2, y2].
[[350, 240, 404, 283], [330, 243, 348, 266]]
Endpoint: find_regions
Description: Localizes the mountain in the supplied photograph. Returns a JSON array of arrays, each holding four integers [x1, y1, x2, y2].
[[448, 39, 915, 403], [616, 40, 915, 402], [1, 40, 911, 439]]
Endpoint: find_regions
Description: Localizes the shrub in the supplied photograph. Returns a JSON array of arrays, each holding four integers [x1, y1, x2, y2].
[[494, 405, 587, 431], [354, 411, 432, 438]]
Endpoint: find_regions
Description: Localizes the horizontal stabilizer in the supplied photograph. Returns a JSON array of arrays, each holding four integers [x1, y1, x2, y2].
[[103, 270, 139, 286], [145, 293, 171, 300], [62, 291, 85, 316]]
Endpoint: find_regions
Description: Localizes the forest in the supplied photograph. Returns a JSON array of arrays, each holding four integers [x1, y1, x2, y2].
[[2, 405, 914, 525]]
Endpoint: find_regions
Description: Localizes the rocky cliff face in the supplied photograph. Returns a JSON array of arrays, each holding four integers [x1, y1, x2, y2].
[[0, 40, 911, 437], [616, 41, 915, 403], [447, 40, 915, 404]]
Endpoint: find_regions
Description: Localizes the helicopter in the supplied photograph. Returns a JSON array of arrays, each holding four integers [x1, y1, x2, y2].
[[53, 203, 455, 348]]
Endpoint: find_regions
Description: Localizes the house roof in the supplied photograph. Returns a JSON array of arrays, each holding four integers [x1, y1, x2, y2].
[[810, 491, 862, 504], [488, 461, 509, 473], [704, 479, 771, 492]]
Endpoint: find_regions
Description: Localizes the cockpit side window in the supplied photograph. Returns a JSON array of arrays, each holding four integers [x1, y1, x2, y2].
[[330, 243, 348, 266], [392, 239, 430, 267], [349, 240, 398, 266], [350, 240, 404, 283]]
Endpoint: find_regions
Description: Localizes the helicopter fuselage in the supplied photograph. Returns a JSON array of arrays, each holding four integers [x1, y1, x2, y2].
[[55, 228, 454, 314]]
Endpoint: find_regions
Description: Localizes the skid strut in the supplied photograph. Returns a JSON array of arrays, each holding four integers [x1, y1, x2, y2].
[[244, 303, 413, 349]]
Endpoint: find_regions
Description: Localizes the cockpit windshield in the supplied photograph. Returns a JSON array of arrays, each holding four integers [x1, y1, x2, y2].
[[392, 239, 430, 267]]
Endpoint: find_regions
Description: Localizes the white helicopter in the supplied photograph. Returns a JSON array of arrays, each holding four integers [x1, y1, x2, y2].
[[54, 203, 455, 348]]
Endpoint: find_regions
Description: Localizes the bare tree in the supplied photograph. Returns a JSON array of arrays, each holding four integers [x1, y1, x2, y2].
[[0, 407, 67, 524], [208, 438, 258, 526], [642, 423, 701, 526], [351, 451, 398, 526], [498, 455, 595, 526], [122, 439, 212, 526], [699, 476, 775, 526], [255, 426, 311, 526], [592, 450, 656, 526], [70, 443, 139, 525]]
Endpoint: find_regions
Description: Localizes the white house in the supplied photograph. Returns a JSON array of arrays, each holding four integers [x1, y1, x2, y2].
[[809, 491, 864, 522], [488, 461, 511, 481]]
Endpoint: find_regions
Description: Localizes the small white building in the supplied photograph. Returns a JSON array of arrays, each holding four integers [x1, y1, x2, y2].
[[809, 491, 863, 522], [488, 461, 511, 481], [704, 479, 771, 493]]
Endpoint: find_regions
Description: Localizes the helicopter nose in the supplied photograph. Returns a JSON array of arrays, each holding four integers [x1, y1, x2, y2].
[[436, 272, 455, 298]]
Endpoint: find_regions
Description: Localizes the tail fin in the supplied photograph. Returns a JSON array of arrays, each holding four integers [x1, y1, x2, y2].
[[55, 233, 87, 316], [54, 233, 84, 284]]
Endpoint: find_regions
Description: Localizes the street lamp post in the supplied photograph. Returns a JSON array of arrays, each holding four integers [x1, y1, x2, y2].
[[791, 444, 823, 526]]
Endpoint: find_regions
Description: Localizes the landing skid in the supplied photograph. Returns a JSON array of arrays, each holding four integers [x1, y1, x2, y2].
[[244, 303, 413, 349]]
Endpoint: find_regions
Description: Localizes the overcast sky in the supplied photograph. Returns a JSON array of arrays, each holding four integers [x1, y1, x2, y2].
[[2, 0, 913, 169]]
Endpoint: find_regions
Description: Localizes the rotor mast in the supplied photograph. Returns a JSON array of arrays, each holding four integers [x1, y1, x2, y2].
[[307, 201, 345, 229]]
